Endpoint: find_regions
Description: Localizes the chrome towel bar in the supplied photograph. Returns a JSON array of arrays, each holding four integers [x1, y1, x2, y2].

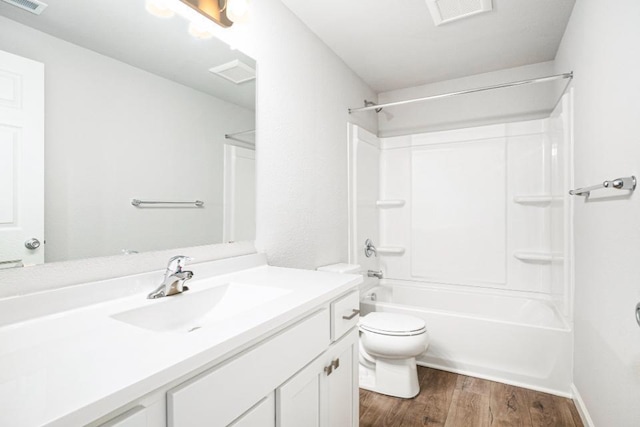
[[131, 199, 204, 207], [569, 176, 636, 196]]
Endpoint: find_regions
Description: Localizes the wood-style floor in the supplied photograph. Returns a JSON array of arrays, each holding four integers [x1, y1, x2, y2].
[[360, 367, 584, 427]]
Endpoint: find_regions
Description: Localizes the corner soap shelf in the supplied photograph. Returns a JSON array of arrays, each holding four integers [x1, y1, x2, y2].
[[377, 247, 406, 256], [513, 195, 561, 205], [514, 251, 564, 262], [376, 200, 406, 208]]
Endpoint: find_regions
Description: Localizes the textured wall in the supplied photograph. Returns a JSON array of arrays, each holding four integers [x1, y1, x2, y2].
[[248, 0, 378, 269], [554, 0, 640, 425]]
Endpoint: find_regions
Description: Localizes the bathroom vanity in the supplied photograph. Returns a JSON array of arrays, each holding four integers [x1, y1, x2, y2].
[[0, 254, 362, 427]]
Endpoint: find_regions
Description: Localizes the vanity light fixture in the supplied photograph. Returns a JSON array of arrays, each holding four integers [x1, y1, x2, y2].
[[145, 0, 251, 40], [225, 0, 250, 23], [180, 0, 250, 28]]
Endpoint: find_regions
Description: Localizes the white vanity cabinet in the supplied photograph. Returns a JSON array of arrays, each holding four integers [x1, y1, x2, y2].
[[167, 309, 330, 427], [90, 286, 361, 427], [156, 289, 360, 427], [277, 290, 360, 427]]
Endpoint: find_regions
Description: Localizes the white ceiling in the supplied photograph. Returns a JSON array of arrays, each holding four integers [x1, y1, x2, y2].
[[280, 0, 575, 93], [0, 0, 256, 110]]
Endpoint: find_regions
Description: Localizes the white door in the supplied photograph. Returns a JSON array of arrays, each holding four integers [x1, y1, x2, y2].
[[0, 49, 44, 267], [223, 144, 255, 242]]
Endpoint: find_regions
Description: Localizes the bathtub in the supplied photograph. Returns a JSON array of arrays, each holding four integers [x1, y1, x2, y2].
[[360, 281, 573, 396]]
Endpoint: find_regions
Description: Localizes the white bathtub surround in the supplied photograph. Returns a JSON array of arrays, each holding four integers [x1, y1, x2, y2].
[[553, 0, 640, 425], [349, 95, 574, 395], [361, 282, 572, 396], [0, 253, 362, 426]]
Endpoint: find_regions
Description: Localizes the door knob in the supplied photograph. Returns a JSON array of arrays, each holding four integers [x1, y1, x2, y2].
[[25, 238, 41, 250]]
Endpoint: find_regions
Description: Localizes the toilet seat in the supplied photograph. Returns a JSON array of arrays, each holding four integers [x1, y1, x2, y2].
[[359, 312, 426, 337]]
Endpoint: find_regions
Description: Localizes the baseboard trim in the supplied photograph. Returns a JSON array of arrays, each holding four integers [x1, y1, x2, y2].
[[571, 383, 595, 427], [416, 361, 572, 398]]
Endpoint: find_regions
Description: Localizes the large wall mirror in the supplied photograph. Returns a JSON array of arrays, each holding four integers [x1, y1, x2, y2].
[[0, 0, 256, 267]]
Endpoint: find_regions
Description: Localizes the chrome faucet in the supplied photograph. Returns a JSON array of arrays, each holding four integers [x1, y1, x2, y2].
[[364, 239, 377, 258], [147, 255, 194, 299], [367, 270, 383, 279]]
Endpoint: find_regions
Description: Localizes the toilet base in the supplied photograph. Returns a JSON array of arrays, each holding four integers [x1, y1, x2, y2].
[[359, 357, 420, 399]]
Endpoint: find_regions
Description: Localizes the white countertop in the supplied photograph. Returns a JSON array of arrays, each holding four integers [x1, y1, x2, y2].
[[0, 254, 361, 426]]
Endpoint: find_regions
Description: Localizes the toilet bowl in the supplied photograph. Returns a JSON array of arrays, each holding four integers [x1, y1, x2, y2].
[[359, 312, 429, 398]]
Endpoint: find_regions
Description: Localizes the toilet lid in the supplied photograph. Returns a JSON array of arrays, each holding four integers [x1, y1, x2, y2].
[[359, 312, 426, 336]]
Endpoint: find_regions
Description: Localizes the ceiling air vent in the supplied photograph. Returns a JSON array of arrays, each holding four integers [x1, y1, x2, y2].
[[209, 60, 256, 85], [426, 0, 492, 26], [1, 0, 48, 15]]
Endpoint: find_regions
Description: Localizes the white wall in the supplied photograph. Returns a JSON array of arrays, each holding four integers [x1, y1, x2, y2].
[[377, 61, 557, 137], [0, 16, 254, 262], [554, 1, 640, 425], [246, 0, 378, 269]]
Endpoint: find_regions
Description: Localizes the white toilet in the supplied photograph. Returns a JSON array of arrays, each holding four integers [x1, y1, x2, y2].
[[359, 312, 429, 398]]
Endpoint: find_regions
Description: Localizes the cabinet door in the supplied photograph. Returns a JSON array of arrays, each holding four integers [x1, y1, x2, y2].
[[324, 338, 357, 427], [321, 329, 359, 427], [277, 360, 322, 427], [277, 328, 359, 427]]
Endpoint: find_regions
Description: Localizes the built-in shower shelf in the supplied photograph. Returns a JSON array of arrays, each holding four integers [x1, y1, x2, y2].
[[513, 195, 561, 205], [377, 247, 406, 256], [514, 251, 564, 262], [376, 200, 406, 208]]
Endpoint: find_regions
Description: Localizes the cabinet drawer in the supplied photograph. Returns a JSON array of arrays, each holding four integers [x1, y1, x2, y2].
[[331, 291, 360, 341], [168, 309, 329, 427]]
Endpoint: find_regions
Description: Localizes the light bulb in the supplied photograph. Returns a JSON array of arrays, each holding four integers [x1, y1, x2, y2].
[[226, 0, 250, 23], [145, 0, 175, 18]]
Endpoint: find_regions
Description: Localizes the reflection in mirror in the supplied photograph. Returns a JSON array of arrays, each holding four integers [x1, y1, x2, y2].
[[0, 0, 256, 267]]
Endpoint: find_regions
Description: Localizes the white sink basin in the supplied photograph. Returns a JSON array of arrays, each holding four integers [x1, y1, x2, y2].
[[111, 283, 292, 333]]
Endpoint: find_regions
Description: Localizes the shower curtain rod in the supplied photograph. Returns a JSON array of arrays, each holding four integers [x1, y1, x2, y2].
[[348, 72, 573, 114]]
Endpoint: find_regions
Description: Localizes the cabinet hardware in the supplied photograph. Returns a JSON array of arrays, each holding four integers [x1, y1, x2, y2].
[[342, 309, 360, 320], [636, 302, 640, 328], [324, 359, 340, 376]]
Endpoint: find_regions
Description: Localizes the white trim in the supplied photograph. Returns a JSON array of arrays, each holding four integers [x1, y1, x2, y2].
[[416, 361, 572, 398], [571, 383, 595, 427], [223, 144, 255, 243]]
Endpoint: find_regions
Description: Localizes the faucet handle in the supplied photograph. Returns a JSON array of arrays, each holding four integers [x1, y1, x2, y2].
[[167, 255, 193, 272]]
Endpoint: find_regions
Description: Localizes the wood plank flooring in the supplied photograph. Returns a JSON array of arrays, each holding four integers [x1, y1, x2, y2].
[[359, 367, 584, 427]]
